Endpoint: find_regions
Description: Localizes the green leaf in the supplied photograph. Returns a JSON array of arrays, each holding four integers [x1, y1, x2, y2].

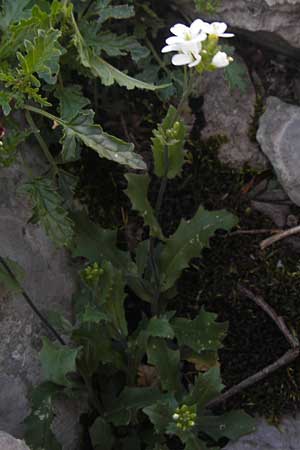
[[24, 382, 62, 450], [0, 257, 24, 293], [125, 173, 163, 239], [172, 308, 228, 353], [159, 206, 238, 291], [143, 400, 176, 434], [147, 317, 175, 339], [22, 176, 74, 247], [90, 417, 115, 450], [73, 27, 166, 91], [46, 310, 73, 335], [152, 105, 187, 179], [72, 323, 117, 376], [71, 211, 130, 269], [17, 28, 64, 85], [0, 91, 12, 115], [107, 386, 166, 426], [185, 368, 224, 409], [40, 337, 80, 386], [54, 85, 90, 121], [60, 109, 146, 169], [94, 31, 149, 62], [223, 50, 250, 94], [0, 0, 31, 32], [95, 1, 135, 24], [200, 410, 256, 441], [147, 338, 181, 392], [80, 304, 108, 324], [183, 435, 214, 450]]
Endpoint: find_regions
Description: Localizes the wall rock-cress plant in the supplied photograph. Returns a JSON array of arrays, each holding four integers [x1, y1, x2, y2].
[[0, 2, 256, 449]]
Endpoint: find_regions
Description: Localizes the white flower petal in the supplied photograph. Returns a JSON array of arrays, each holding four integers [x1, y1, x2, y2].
[[170, 23, 189, 37], [198, 21, 213, 34], [220, 32, 235, 38], [172, 53, 193, 66], [188, 56, 202, 68], [166, 36, 184, 45], [190, 19, 205, 36], [211, 22, 228, 35], [212, 51, 230, 68], [161, 44, 179, 53]]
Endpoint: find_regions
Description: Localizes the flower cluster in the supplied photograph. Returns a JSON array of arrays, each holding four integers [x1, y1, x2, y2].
[[173, 404, 197, 431], [82, 262, 104, 284], [162, 19, 234, 70]]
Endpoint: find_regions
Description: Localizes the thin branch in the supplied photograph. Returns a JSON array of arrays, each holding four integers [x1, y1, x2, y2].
[[260, 225, 300, 250], [207, 348, 299, 409], [0, 256, 66, 345], [206, 286, 299, 410], [237, 285, 299, 348], [229, 228, 281, 237]]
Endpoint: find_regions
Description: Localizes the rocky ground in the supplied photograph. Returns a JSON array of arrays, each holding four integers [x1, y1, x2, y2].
[[2, 1, 300, 449]]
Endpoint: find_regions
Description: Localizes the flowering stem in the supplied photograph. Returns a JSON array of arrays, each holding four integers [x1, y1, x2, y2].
[[176, 69, 195, 118], [150, 145, 169, 316]]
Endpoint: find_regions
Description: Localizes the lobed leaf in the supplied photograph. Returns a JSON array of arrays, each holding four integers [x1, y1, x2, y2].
[[159, 206, 238, 291], [40, 337, 80, 386], [22, 176, 74, 247], [171, 307, 228, 353], [147, 338, 181, 392], [0, 0, 31, 32], [125, 174, 164, 239]]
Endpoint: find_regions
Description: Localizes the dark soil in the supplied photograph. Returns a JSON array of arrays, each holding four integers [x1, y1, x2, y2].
[[75, 21, 300, 421]]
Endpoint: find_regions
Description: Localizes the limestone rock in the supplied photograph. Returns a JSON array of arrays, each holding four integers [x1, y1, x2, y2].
[[176, 0, 300, 56], [224, 415, 300, 450], [257, 97, 300, 206], [199, 62, 267, 168], [0, 148, 79, 447], [0, 432, 29, 450]]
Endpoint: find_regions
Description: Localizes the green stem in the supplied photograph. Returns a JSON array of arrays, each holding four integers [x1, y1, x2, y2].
[[150, 145, 169, 316], [145, 37, 183, 88], [24, 110, 59, 175]]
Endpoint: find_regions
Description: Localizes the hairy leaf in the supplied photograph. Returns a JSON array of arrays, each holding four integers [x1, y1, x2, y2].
[[60, 109, 145, 168], [74, 27, 165, 91], [147, 338, 181, 392], [200, 410, 256, 441], [125, 174, 163, 239], [24, 382, 61, 450], [17, 28, 64, 85], [22, 177, 74, 247], [40, 337, 80, 386], [147, 317, 175, 339], [0, 0, 31, 32], [90, 417, 115, 450], [159, 206, 238, 291], [55, 85, 90, 121], [152, 105, 187, 179], [95, 31, 149, 62], [71, 211, 130, 269], [172, 308, 228, 353], [185, 368, 224, 409], [95, 1, 135, 24], [143, 400, 175, 434], [107, 386, 166, 426]]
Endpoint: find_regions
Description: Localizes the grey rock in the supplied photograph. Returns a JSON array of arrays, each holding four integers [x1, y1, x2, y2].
[[176, 0, 300, 55], [251, 201, 290, 227], [198, 63, 267, 168], [257, 97, 300, 206], [0, 149, 79, 447], [0, 432, 29, 450], [224, 415, 300, 450]]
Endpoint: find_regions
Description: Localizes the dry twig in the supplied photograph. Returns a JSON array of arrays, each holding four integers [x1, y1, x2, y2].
[[260, 225, 300, 250], [207, 285, 299, 410]]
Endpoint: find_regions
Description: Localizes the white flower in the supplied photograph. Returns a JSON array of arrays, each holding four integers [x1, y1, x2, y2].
[[161, 19, 207, 68], [198, 21, 234, 38], [173, 413, 180, 420], [211, 51, 233, 68]]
